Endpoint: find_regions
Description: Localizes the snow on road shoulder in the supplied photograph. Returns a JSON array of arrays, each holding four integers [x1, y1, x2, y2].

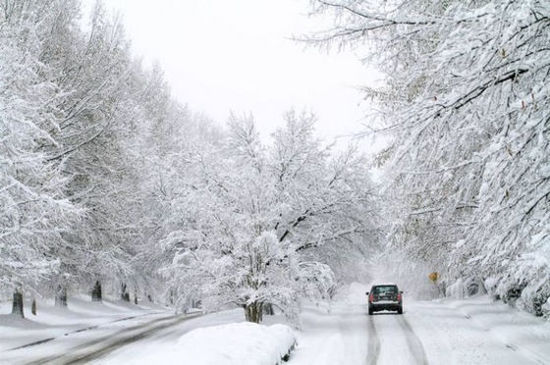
[[98, 321, 296, 365], [448, 296, 550, 363], [405, 296, 550, 364], [177, 323, 296, 365]]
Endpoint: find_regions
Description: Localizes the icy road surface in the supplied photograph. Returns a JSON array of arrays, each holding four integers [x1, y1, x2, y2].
[[289, 284, 550, 365]]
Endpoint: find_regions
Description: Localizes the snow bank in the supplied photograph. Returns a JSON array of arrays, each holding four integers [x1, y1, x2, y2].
[[97, 320, 296, 365], [175, 322, 296, 365], [107, 321, 297, 365]]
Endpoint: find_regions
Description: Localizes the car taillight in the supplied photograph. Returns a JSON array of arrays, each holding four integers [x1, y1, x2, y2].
[[369, 293, 374, 302], [397, 293, 402, 301]]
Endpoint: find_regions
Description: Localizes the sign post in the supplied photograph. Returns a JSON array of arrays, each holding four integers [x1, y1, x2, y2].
[[429, 272, 442, 296]]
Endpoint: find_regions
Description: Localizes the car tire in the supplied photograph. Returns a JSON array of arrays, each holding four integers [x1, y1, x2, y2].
[[397, 306, 403, 314], [368, 307, 373, 315]]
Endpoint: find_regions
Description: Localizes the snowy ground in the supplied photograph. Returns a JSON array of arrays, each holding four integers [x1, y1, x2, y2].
[[2, 285, 550, 364], [289, 283, 550, 365], [97, 320, 295, 365], [0, 296, 171, 364]]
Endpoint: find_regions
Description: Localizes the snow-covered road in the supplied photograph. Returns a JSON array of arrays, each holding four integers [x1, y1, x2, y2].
[[27, 314, 200, 364], [287, 301, 430, 365], [0, 310, 244, 364], [3, 285, 550, 364], [289, 284, 550, 365]]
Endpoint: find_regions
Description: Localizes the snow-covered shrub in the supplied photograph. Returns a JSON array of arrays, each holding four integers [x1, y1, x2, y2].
[[298, 262, 336, 301], [446, 277, 487, 299], [494, 235, 550, 317], [483, 277, 500, 300], [542, 299, 550, 319], [463, 277, 486, 297], [509, 272, 550, 318], [446, 279, 465, 300]]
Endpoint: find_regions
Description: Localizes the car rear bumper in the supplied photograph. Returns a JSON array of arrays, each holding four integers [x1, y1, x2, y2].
[[369, 301, 401, 311]]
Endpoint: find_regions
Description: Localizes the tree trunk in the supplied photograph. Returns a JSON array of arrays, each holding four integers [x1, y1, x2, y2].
[[12, 290, 24, 318], [55, 285, 68, 308], [121, 282, 130, 302], [31, 299, 37, 315], [244, 302, 263, 323], [91, 280, 102, 302], [263, 303, 274, 316]]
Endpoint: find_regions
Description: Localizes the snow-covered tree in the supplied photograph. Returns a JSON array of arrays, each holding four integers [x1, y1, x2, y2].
[[0, 0, 204, 309], [312, 0, 550, 314], [159, 111, 378, 322], [0, 0, 81, 313]]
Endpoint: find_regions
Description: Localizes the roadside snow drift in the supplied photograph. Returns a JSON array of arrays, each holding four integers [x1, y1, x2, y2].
[[103, 322, 296, 365], [177, 322, 296, 365]]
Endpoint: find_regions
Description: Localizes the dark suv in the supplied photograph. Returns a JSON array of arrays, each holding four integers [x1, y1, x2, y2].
[[366, 284, 403, 315]]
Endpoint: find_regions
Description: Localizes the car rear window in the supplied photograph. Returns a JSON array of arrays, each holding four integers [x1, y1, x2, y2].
[[373, 286, 397, 295]]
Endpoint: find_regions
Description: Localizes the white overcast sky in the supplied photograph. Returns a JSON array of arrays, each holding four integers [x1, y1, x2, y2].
[[94, 0, 381, 141]]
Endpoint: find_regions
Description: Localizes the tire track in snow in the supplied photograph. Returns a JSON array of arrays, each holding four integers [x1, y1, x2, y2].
[[397, 315, 428, 365], [64, 315, 198, 364], [366, 315, 380, 365], [25, 313, 200, 365], [5, 311, 164, 352]]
